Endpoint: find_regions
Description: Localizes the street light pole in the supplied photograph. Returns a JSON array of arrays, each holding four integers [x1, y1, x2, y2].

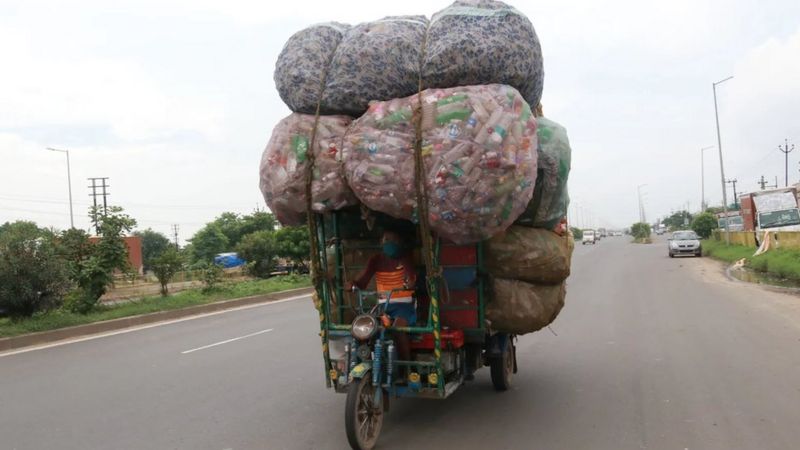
[[637, 184, 647, 223], [700, 146, 714, 211], [47, 147, 74, 228], [713, 76, 733, 244]]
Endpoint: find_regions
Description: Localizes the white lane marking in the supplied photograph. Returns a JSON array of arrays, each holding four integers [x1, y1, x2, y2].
[[181, 328, 274, 354], [0, 294, 310, 358]]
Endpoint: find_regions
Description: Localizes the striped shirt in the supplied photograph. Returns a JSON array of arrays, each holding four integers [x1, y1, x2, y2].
[[353, 253, 416, 303]]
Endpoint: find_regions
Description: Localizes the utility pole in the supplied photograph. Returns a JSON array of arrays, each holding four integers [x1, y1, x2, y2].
[[773, 176, 779, 189], [726, 179, 738, 207], [172, 224, 180, 249], [713, 75, 733, 244], [758, 175, 768, 190], [88, 177, 110, 234], [779, 139, 795, 187]]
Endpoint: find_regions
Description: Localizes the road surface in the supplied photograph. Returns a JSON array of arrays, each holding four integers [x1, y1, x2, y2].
[[2, 236, 800, 450]]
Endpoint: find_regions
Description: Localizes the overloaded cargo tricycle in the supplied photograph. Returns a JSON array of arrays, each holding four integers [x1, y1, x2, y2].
[[312, 210, 517, 450]]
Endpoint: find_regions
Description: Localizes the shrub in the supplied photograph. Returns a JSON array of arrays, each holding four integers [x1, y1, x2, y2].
[[236, 230, 278, 278], [151, 247, 185, 296], [199, 262, 225, 292], [570, 227, 583, 240], [0, 226, 69, 318], [691, 212, 718, 239], [631, 222, 651, 239]]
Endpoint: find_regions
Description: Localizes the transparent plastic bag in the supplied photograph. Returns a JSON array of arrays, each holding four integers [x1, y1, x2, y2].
[[515, 116, 571, 230], [343, 84, 537, 244], [259, 114, 357, 226]]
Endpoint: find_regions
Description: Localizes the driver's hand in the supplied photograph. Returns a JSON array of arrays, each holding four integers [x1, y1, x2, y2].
[[346, 282, 356, 292]]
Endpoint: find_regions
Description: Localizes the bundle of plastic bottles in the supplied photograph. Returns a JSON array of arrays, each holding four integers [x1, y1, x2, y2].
[[259, 114, 357, 226], [343, 84, 538, 244], [483, 226, 573, 334], [515, 117, 572, 230], [273, 0, 543, 116]]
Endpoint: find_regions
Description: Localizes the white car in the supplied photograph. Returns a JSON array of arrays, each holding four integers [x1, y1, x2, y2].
[[668, 230, 701, 257], [582, 230, 596, 245]]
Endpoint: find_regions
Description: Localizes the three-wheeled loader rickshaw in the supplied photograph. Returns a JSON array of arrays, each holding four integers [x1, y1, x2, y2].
[[310, 209, 516, 450]]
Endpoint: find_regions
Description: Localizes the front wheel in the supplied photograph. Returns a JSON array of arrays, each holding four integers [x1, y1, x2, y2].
[[345, 375, 383, 450], [490, 338, 515, 391]]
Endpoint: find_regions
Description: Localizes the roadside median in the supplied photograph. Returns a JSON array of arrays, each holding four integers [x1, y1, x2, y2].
[[0, 275, 312, 352]]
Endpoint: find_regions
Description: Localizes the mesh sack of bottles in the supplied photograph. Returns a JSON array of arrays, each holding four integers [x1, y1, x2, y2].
[[273, 0, 543, 116], [486, 278, 566, 334], [342, 83, 538, 244], [515, 116, 572, 230], [259, 114, 357, 226], [485, 225, 573, 284]]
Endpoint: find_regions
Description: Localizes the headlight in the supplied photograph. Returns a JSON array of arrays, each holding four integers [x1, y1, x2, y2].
[[351, 314, 378, 341]]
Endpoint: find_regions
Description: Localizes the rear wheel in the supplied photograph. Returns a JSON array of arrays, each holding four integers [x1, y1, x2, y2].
[[490, 338, 515, 391], [345, 375, 383, 450]]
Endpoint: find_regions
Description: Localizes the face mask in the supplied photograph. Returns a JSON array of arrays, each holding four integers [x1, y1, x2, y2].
[[382, 242, 401, 258]]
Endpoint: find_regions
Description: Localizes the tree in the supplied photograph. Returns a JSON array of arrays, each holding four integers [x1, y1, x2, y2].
[[662, 211, 693, 231], [631, 222, 651, 239], [151, 247, 184, 296], [133, 228, 172, 271], [0, 223, 69, 317], [189, 224, 229, 263], [239, 211, 277, 238], [569, 227, 583, 240], [65, 206, 137, 313], [236, 230, 277, 278], [691, 212, 718, 239], [274, 226, 310, 270]]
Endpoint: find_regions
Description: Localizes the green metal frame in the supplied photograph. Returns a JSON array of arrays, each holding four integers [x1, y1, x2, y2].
[[315, 210, 486, 398]]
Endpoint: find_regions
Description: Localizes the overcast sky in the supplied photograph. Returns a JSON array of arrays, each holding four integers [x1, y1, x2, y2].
[[2, 0, 799, 240]]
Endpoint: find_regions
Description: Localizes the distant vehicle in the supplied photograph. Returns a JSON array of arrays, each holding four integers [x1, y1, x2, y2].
[[655, 228, 665, 235], [598, 228, 608, 238], [668, 230, 701, 258], [213, 252, 246, 268], [717, 213, 744, 232], [582, 229, 596, 245]]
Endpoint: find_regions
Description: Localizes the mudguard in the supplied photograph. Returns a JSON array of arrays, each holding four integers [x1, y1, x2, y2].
[[349, 362, 372, 381]]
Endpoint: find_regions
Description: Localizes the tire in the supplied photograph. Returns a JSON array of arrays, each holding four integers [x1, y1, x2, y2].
[[669, 252, 674, 258], [695, 251, 702, 257], [345, 375, 383, 450], [490, 338, 514, 391]]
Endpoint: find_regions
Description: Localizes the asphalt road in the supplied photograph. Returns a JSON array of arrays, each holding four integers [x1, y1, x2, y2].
[[2, 236, 800, 450]]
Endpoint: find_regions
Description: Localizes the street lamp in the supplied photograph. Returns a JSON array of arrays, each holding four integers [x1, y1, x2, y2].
[[46, 147, 74, 228], [700, 146, 714, 212], [637, 184, 647, 223], [713, 76, 733, 244]]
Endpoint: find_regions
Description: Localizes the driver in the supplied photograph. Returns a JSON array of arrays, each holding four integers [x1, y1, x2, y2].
[[347, 230, 416, 363]]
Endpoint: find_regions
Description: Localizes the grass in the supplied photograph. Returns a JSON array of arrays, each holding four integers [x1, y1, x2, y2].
[[701, 239, 754, 263], [0, 274, 310, 338], [702, 239, 800, 282], [632, 237, 653, 244]]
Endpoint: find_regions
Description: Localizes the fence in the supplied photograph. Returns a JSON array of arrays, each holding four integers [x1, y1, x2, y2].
[[713, 230, 800, 249]]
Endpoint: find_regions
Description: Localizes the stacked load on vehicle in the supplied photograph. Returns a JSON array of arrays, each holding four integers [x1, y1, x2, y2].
[[259, 0, 574, 336]]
